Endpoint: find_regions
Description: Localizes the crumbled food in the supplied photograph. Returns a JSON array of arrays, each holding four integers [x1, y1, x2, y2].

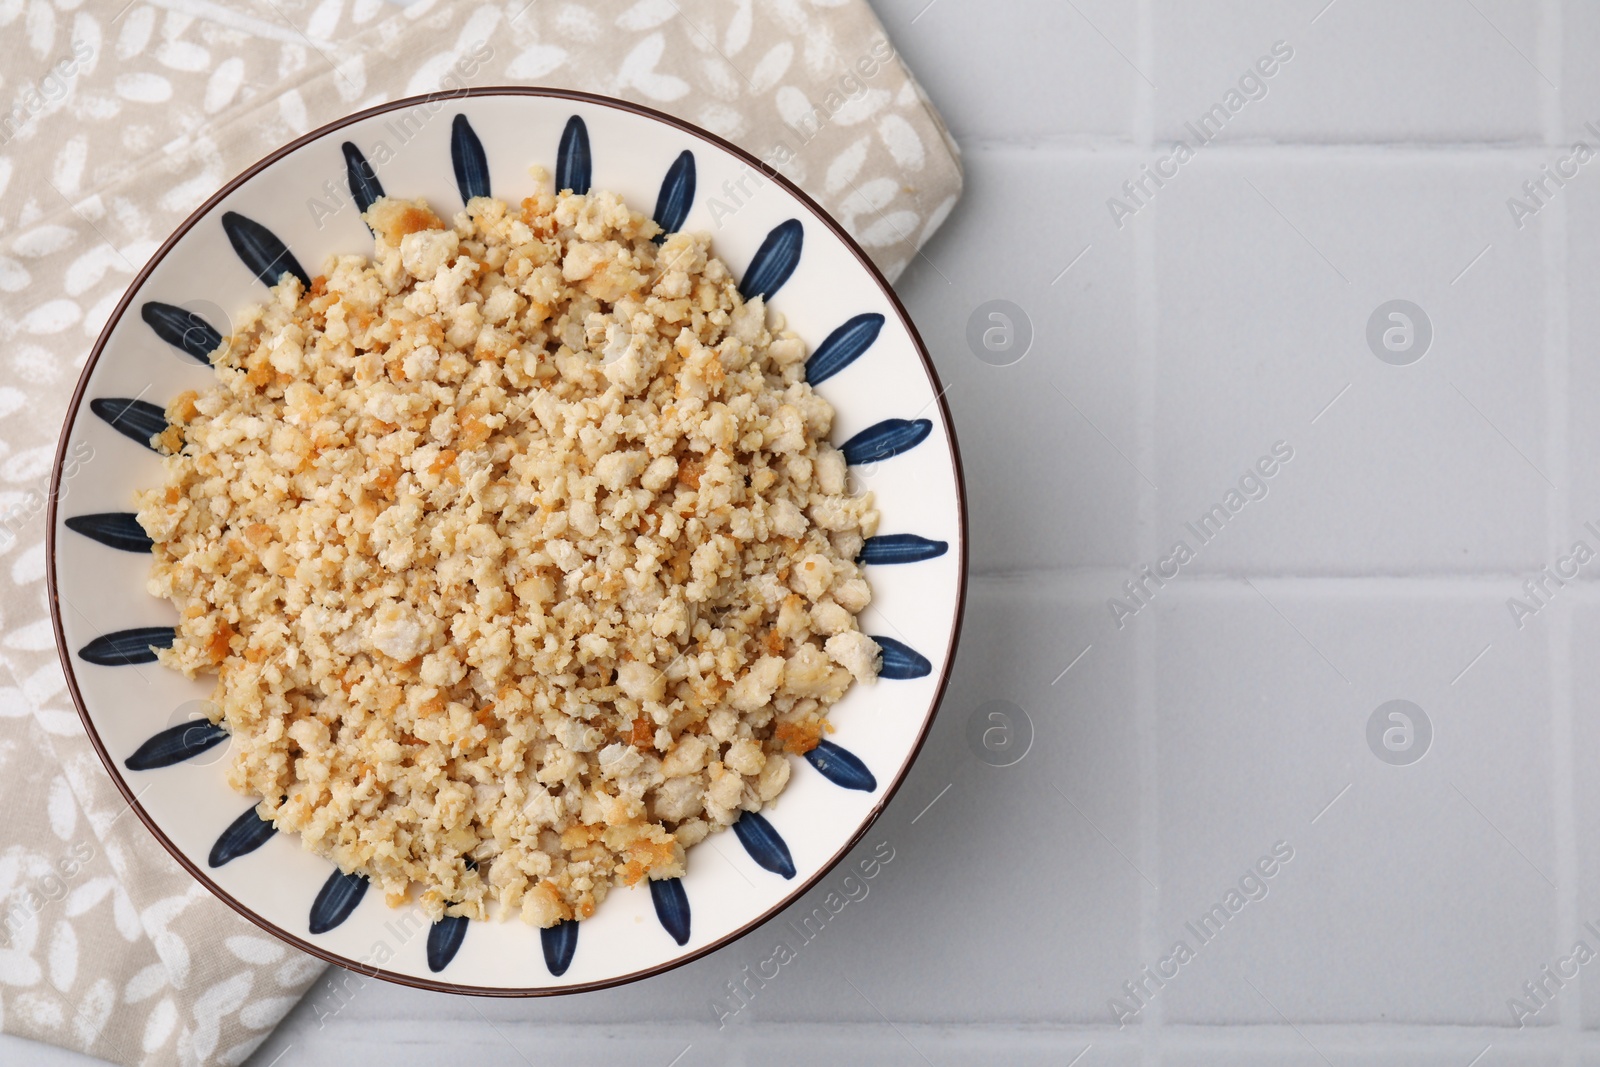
[[135, 185, 881, 925]]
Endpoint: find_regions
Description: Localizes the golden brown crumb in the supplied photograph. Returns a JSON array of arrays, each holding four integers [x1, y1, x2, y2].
[[135, 186, 880, 925]]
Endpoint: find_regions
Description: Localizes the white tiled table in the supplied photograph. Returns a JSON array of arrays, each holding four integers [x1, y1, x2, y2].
[[15, 0, 1600, 1063]]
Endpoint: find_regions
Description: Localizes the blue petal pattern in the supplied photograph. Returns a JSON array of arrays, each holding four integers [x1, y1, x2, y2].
[[140, 302, 221, 364], [652, 150, 695, 242], [805, 313, 884, 386], [858, 534, 948, 565], [79, 626, 174, 666], [342, 141, 385, 224], [209, 806, 277, 868], [649, 877, 690, 946], [556, 115, 591, 195], [451, 114, 490, 203], [739, 219, 803, 302], [841, 418, 932, 466], [124, 720, 227, 770], [541, 920, 579, 976], [732, 811, 795, 879], [309, 870, 368, 934], [871, 635, 932, 680], [804, 740, 877, 792], [65, 513, 152, 553], [221, 212, 310, 289], [73, 111, 957, 971], [89, 397, 167, 450], [427, 915, 470, 972]]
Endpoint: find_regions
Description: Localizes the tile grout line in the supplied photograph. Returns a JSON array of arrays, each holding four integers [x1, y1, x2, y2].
[[1133, 0, 1160, 1060], [1539, 2, 1578, 1063], [968, 570, 1600, 590], [254, 1021, 1600, 1048], [960, 572, 1600, 598], [955, 138, 1576, 157]]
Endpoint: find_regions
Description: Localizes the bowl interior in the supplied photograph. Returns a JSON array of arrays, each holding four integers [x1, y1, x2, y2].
[[49, 89, 964, 993]]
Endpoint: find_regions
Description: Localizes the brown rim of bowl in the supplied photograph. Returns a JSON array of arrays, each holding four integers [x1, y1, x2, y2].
[[44, 85, 969, 997]]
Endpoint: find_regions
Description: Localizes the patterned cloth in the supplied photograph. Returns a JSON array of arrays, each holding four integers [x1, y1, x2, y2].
[[0, 1, 961, 1064]]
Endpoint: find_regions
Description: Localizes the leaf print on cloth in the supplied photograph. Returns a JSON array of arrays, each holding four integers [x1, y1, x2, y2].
[[0, 948, 42, 988], [141, 998, 178, 1055], [617, 34, 690, 100], [123, 962, 167, 1005], [724, 0, 754, 54], [505, 42, 569, 79], [616, 0, 678, 32], [64, 878, 114, 919], [825, 135, 872, 194], [748, 41, 794, 93], [47, 920, 76, 992], [46, 776, 76, 841], [224, 936, 285, 966], [876, 113, 925, 169], [72, 976, 114, 1048], [189, 971, 253, 1063]]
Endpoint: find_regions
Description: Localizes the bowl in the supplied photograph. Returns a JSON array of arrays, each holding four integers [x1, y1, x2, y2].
[[45, 87, 966, 994]]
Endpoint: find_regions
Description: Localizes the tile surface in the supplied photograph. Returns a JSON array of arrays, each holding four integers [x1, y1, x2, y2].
[[1152, 0, 1546, 144], [873, 0, 1140, 142], [1152, 587, 1555, 1025], [900, 149, 1144, 574], [1149, 156, 1549, 576]]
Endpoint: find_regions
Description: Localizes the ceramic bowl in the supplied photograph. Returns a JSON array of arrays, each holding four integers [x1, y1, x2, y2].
[[46, 88, 965, 994]]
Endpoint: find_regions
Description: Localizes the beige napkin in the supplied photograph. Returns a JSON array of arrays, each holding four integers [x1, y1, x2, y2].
[[0, 1, 961, 1064]]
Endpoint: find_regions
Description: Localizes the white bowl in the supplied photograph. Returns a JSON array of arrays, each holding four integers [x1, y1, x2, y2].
[[46, 88, 966, 995]]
